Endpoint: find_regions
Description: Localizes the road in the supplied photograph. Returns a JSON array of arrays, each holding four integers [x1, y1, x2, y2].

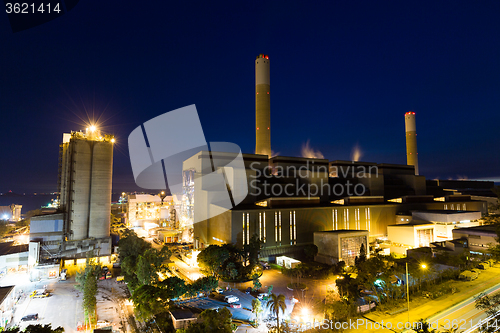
[[426, 281, 500, 333]]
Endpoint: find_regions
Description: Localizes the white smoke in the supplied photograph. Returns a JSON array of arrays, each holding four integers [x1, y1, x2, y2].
[[351, 143, 363, 162], [301, 140, 324, 159]]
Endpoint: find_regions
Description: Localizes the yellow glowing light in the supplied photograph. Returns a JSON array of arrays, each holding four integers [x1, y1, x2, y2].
[[421, 264, 427, 269], [89, 125, 96, 132], [111, 138, 115, 143]]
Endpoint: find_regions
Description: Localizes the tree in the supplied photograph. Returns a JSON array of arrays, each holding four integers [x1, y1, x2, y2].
[[252, 276, 262, 292], [413, 319, 438, 333], [118, 229, 152, 289], [197, 245, 232, 278], [74, 255, 101, 326], [267, 293, 287, 332], [136, 246, 172, 286], [303, 244, 318, 261], [5, 325, 64, 332], [190, 276, 218, 296], [475, 291, 500, 333], [178, 308, 236, 333], [252, 298, 263, 325]]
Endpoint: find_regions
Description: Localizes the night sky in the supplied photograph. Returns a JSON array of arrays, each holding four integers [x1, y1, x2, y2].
[[1, 1, 499, 195]]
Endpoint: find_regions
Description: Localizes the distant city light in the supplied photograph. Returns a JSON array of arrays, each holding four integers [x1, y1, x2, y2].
[[111, 138, 115, 143], [89, 125, 96, 132]]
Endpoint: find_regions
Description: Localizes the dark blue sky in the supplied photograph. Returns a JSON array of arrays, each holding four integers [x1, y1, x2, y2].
[[1, 1, 499, 194]]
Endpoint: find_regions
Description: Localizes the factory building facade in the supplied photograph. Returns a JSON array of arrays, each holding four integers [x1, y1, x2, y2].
[[190, 152, 488, 258], [30, 127, 114, 261]]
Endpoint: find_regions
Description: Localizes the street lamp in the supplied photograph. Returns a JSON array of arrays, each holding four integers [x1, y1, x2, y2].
[[406, 262, 427, 323]]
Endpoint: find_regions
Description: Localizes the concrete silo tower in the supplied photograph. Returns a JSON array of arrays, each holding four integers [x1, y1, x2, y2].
[[58, 126, 114, 240], [405, 112, 419, 175], [255, 54, 271, 157]]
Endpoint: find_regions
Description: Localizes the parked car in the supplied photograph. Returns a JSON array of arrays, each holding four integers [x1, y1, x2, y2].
[[33, 292, 50, 298], [21, 314, 38, 321], [96, 320, 112, 328], [224, 295, 239, 303], [116, 276, 125, 283], [230, 303, 241, 309], [215, 287, 224, 294], [257, 293, 269, 300], [105, 272, 112, 279]]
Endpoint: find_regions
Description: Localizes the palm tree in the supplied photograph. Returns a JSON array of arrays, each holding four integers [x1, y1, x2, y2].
[[267, 293, 287, 332]]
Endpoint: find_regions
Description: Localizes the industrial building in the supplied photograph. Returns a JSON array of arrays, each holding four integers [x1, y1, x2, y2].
[[0, 204, 22, 222], [30, 126, 114, 261], [185, 54, 491, 262]]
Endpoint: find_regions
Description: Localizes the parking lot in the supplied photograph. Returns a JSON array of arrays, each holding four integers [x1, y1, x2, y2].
[[13, 278, 83, 332], [177, 289, 256, 322]]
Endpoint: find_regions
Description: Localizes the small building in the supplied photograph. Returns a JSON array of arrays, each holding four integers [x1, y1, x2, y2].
[[387, 222, 436, 249], [314, 230, 369, 266], [276, 256, 300, 269], [170, 309, 197, 330], [452, 225, 498, 256], [0, 286, 15, 329]]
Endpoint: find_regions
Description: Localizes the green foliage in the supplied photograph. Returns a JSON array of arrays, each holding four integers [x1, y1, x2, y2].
[[253, 276, 262, 291], [179, 308, 236, 333], [118, 229, 172, 290], [136, 246, 172, 286], [198, 242, 258, 281], [189, 276, 218, 296], [303, 244, 319, 261], [5, 325, 64, 332], [74, 255, 101, 325], [252, 298, 263, 324], [267, 293, 287, 332]]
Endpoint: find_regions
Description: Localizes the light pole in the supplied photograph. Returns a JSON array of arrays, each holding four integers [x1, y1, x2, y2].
[[406, 262, 427, 323]]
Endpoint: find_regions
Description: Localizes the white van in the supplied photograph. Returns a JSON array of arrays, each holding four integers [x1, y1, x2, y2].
[[224, 295, 239, 303]]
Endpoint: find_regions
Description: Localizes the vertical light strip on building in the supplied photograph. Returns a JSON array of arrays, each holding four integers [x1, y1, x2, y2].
[[274, 212, 278, 242], [365, 207, 371, 232], [263, 212, 266, 243], [290, 212, 293, 245], [259, 213, 262, 241], [242, 213, 245, 245], [246, 213, 250, 245], [279, 211, 282, 242], [293, 211, 296, 245]]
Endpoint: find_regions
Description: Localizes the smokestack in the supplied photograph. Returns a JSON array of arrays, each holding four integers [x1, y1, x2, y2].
[[405, 111, 419, 175], [255, 54, 271, 156]]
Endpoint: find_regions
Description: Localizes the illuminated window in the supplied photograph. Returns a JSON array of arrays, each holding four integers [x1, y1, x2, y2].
[[279, 211, 282, 242], [263, 212, 266, 243], [275, 212, 278, 242], [355, 208, 360, 229], [293, 211, 296, 245], [246, 213, 250, 245], [463, 203, 466, 210], [259, 213, 262, 241], [444, 204, 448, 210], [451, 204, 454, 210], [333, 209, 338, 230], [365, 208, 371, 232], [344, 209, 349, 229], [242, 213, 245, 245]]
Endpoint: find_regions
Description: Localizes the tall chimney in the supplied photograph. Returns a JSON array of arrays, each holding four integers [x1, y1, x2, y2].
[[255, 54, 271, 156], [405, 111, 419, 175]]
